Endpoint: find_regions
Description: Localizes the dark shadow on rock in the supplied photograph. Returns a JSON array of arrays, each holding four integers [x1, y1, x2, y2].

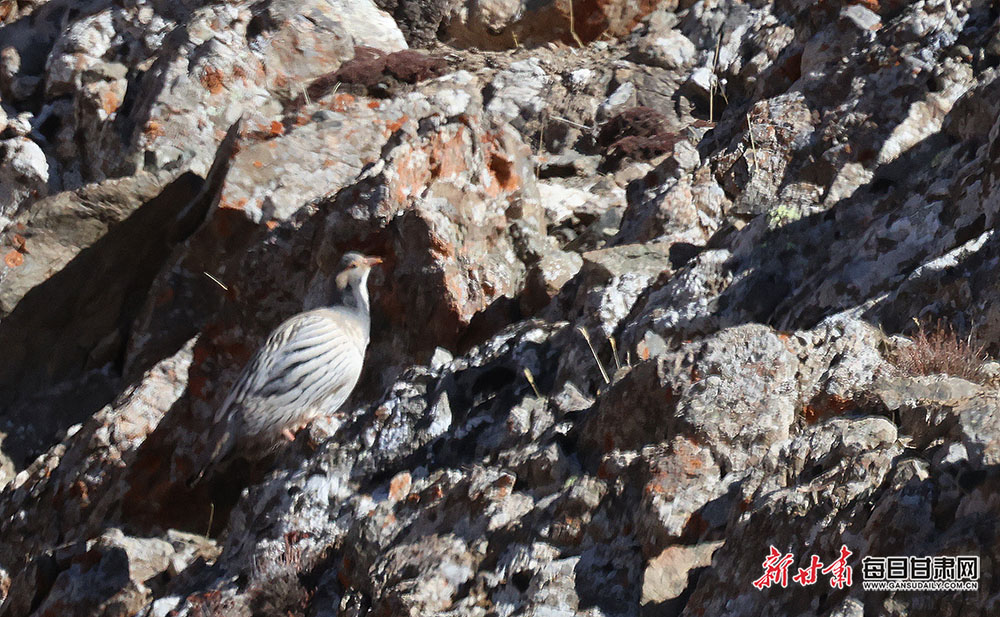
[[860, 207, 1000, 355], [575, 543, 643, 614], [0, 172, 203, 465], [0, 541, 131, 617], [118, 382, 268, 539], [0, 0, 115, 91], [458, 294, 524, 354], [0, 121, 240, 468], [660, 4, 1000, 343], [707, 66, 1000, 337], [321, 323, 573, 498]]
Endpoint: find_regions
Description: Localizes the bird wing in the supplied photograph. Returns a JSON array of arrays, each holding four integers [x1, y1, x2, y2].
[[218, 309, 367, 434], [192, 310, 366, 484]]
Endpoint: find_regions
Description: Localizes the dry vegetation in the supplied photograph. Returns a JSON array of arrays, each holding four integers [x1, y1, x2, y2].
[[890, 320, 988, 383]]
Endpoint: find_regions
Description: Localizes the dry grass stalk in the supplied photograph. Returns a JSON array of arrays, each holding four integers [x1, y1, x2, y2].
[[891, 319, 987, 383], [567, 0, 584, 48], [609, 336, 622, 371], [709, 30, 722, 122], [523, 367, 542, 398], [746, 112, 758, 172], [577, 326, 610, 384], [203, 271, 228, 291]]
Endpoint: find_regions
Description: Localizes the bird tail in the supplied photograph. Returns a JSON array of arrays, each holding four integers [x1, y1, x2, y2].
[[185, 428, 238, 488]]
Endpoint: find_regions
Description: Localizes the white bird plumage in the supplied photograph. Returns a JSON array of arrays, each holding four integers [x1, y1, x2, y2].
[[189, 252, 382, 485]]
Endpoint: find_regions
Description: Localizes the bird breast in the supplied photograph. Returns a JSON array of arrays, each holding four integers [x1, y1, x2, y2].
[[227, 308, 368, 441]]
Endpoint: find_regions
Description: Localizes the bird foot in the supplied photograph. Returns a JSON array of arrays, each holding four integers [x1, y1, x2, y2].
[[282, 428, 297, 441]]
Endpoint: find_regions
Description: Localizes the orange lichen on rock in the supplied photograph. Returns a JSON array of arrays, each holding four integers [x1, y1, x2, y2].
[[201, 66, 226, 95], [101, 89, 120, 115], [479, 133, 520, 196], [803, 393, 856, 424], [385, 113, 409, 135], [144, 120, 166, 139], [426, 228, 454, 258], [218, 196, 248, 211], [643, 438, 705, 497], [271, 73, 289, 90], [390, 146, 431, 205], [850, 0, 880, 12], [388, 124, 468, 204], [428, 127, 469, 180], [4, 249, 24, 267], [487, 152, 518, 192], [330, 93, 356, 112], [69, 479, 90, 508], [389, 472, 411, 501]]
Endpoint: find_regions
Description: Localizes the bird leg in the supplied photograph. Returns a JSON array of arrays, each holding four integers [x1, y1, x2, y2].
[[282, 428, 297, 441]]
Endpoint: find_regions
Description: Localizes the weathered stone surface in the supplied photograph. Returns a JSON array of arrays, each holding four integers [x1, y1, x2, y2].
[[0, 173, 169, 317], [631, 22, 697, 71], [444, 0, 664, 50], [0, 125, 237, 465], [0, 136, 49, 226], [0, 339, 199, 615], [641, 541, 722, 608]]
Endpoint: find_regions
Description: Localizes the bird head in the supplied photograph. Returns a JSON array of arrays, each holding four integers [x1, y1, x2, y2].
[[335, 252, 383, 312]]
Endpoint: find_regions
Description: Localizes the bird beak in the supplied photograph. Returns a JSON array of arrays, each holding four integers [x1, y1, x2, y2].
[[366, 256, 384, 267]]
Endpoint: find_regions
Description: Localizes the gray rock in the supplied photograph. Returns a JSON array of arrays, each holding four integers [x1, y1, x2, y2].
[[0, 136, 49, 223], [597, 81, 636, 121], [633, 30, 697, 71], [641, 541, 723, 607], [5, 112, 30, 136], [328, 0, 407, 52], [486, 58, 552, 129], [682, 66, 714, 100], [955, 393, 1000, 468], [370, 534, 475, 612]]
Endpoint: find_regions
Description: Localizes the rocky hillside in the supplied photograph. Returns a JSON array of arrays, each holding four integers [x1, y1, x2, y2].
[[0, 0, 998, 615]]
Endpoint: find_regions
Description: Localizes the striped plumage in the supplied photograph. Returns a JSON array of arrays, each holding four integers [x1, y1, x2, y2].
[[190, 252, 381, 484]]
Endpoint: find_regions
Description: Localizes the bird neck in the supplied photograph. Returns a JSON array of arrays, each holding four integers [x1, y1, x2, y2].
[[338, 272, 371, 330]]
